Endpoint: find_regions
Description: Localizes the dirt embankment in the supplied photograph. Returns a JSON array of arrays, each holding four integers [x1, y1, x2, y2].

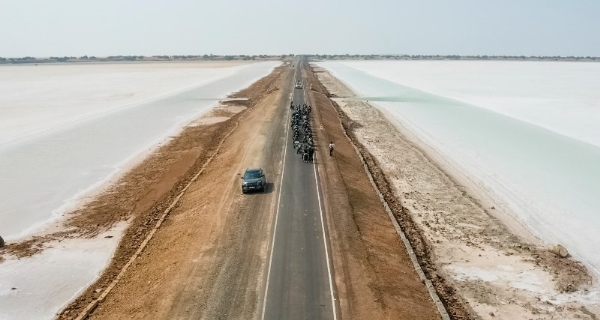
[[53, 64, 288, 319], [312, 65, 598, 320], [308, 69, 472, 319], [303, 65, 443, 319]]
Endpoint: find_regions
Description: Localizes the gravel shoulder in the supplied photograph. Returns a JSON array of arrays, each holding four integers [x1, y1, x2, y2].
[[313, 65, 600, 320]]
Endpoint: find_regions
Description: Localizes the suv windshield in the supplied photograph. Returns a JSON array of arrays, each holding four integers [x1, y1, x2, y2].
[[244, 170, 261, 179]]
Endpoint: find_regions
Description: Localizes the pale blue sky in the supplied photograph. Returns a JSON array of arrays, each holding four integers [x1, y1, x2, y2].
[[1, 0, 598, 57]]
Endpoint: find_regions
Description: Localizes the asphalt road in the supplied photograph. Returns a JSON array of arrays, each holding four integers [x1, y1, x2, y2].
[[262, 59, 336, 320]]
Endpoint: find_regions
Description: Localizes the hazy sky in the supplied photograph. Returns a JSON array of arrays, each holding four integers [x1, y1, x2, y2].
[[1, 0, 599, 57]]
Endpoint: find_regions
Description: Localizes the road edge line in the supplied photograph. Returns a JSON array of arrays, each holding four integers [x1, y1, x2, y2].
[[313, 162, 338, 320], [303, 63, 338, 320], [260, 90, 293, 320]]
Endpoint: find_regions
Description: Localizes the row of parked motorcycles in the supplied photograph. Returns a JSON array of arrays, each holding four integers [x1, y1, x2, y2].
[[290, 102, 315, 163]]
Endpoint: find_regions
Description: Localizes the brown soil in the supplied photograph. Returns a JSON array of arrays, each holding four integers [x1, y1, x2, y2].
[[312, 65, 598, 319], [55, 65, 287, 319], [52, 59, 448, 320], [304, 65, 442, 319]]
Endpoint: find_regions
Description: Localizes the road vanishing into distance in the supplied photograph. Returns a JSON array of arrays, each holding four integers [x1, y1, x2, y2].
[[51, 56, 444, 320], [262, 59, 336, 320]]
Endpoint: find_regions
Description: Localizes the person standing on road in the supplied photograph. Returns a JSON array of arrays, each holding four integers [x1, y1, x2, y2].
[[329, 141, 335, 156]]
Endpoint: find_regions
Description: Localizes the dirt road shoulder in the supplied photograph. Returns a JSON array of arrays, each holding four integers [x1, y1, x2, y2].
[[57, 64, 292, 319], [304, 64, 444, 319]]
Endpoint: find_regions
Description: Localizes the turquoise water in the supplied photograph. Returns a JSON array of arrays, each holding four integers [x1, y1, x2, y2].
[[320, 62, 600, 275]]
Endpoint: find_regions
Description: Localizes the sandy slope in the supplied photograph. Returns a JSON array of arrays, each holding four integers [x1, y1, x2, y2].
[[313, 65, 600, 320]]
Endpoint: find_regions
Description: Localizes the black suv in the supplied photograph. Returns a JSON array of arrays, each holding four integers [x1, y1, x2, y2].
[[241, 168, 266, 193]]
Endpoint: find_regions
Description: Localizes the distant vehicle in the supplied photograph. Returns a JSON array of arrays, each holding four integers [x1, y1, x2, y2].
[[295, 80, 303, 89], [241, 168, 266, 193]]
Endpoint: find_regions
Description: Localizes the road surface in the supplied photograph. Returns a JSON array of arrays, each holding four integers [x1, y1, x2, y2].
[[262, 59, 336, 320], [63, 58, 441, 320]]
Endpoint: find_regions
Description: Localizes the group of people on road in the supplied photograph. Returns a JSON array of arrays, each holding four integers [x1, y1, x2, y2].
[[290, 102, 315, 163], [289, 101, 336, 161]]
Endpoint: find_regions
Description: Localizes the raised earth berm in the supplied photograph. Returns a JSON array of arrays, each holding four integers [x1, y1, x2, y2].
[[550, 244, 569, 258]]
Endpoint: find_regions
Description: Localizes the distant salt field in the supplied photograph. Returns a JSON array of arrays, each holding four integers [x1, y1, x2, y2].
[[0, 61, 278, 241], [0, 61, 279, 318], [318, 60, 600, 276]]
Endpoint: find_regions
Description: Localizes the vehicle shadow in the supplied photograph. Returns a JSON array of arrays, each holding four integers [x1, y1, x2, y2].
[[243, 182, 275, 195]]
